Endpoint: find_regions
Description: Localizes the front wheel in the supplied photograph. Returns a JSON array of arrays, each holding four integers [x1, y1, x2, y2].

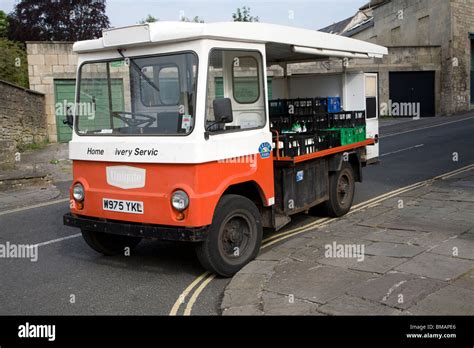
[[195, 195, 263, 277], [323, 162, 355, 217], [81, 230, 142, 256]]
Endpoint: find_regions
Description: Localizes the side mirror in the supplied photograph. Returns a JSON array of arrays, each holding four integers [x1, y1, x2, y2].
[[63, 105, 73, 129], [213, 98, 233, 123]]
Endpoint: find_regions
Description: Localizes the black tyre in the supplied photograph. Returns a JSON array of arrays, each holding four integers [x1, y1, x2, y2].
[[81, 230, 141, 256], [195, 195, 263, 277], [323, 162, 355, 217]]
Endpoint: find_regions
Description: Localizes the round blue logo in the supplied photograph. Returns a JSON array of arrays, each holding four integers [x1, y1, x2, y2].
[[259, 142, 272, 159]]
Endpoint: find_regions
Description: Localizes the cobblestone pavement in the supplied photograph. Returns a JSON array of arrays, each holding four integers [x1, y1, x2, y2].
[[221, 169, 474, 315]]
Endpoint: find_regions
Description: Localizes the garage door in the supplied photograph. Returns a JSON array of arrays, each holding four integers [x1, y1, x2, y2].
[[54, 79, 125, 142], [54, 80, 75, 142], [389, 71, 435, 117]]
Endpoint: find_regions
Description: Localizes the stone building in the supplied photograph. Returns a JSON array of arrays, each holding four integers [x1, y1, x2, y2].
[[26, 42, 77, 143], [316, 0, 474, 116]]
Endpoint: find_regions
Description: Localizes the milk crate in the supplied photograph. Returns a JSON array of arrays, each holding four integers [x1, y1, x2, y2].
[[327, 97, 341, 113]]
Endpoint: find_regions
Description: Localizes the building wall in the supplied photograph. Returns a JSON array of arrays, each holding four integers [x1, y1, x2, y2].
[[354, 0, 451, 47], [0, 80, 47, 168], [26, 42, 77, 142], [350, 0, 474, 115], [450, 0, 474, 112]]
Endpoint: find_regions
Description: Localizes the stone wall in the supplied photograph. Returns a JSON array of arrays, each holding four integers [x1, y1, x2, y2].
[[0, 80, 47, 168], [448, 0, 474, 113], [26, 42, 77, 142]]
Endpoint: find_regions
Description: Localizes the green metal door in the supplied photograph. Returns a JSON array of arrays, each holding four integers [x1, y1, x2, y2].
[[54, 79, 125, 142], [54, 80, 75, 142]]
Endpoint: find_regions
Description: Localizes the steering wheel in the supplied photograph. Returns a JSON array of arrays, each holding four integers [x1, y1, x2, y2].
[[112, 111, 155, 128]]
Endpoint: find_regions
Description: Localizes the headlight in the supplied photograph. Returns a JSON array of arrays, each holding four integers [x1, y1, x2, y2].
[[73, 183, 85, 201], [171, 190, 189, 211]]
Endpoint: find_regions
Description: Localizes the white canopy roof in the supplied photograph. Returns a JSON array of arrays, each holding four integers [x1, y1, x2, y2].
[[73, 21, 388, 62]]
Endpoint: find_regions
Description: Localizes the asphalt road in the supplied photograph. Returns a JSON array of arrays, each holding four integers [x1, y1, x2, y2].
[[1, 114, 473, 315]]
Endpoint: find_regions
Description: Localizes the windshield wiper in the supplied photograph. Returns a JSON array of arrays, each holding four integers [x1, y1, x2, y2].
[[117, 49, 160, 93]]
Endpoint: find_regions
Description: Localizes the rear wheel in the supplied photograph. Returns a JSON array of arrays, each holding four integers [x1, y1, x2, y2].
[[323, 162, 355, 217], [81, 230, 141, 256], [195, 195, 263, 277]]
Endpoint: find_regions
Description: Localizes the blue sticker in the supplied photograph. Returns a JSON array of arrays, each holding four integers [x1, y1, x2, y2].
[[258, 142, 272, 159], [296, 170, 304, 182]]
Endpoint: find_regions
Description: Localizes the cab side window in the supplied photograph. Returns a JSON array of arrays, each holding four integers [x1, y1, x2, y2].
[[206, 49, 265, 132]]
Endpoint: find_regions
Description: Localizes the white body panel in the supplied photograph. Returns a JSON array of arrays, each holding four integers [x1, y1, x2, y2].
[[343, 72, 366, 111], [69, 40, 272, 164], [70, 22, 386, 164], [365, 73, 379, 160], [272, 74, 343, 101], [74, 22, 388, 59]]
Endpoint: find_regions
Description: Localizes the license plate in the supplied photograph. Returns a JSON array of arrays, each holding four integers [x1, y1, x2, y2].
[[102, 198, 144, 214]]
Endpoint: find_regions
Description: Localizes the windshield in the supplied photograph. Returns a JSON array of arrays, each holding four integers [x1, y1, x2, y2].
[[76, 52, 198, 136]]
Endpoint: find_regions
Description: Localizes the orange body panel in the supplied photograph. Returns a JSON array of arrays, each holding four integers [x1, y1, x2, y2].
[[70, 154, 274, 228]]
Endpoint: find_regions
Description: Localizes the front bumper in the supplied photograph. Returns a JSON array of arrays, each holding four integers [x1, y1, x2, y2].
[[63, 213, 208, 242]]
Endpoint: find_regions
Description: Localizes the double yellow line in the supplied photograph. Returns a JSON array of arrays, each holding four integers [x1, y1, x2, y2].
[[169, 164, 474, 316]]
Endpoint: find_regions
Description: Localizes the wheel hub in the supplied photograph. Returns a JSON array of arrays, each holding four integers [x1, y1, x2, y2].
[[220, 215, 250, 258]]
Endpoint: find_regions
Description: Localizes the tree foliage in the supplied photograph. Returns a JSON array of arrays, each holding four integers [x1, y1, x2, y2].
[[0, 10, 8, 38], [181, 16, 204, 23], [232, 6, 259, 22], [7, 0, 110, 42], [0, 39, 29, 88], [139, 14, 158, 24]]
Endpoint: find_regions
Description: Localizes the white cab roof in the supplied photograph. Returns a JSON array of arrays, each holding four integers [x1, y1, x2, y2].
[[73, 21, 387, 62]]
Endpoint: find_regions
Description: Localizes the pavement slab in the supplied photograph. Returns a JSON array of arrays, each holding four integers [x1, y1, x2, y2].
[[347, 272, 447, 310], [359, 228, 427, 244], [264, 262, 374, 304], [395, 252, 474, 281], [261, 291, 321, 315], [408, 286, 474, 315], [450, 270, 474, 290], [222, 305, 263, 315], [364, 242, 426, 258], [429, 237, 474, 260], [319, 294, 403, 315], [317, 254, 409, 274]]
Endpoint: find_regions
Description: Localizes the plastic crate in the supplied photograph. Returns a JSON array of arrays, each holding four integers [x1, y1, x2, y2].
[[314, 132, 330, 151], [354, 111, 366, 127], [270, 116, 292, 133], [274, 133, 325, 158], [354, 126, 366, 142], [287, 98, 315, 116], [320, 129, 341, 148], [269, 99, 287, 118], [314, 97, 328, 113], [292, 115, 316, 133], [323, 128, 357, 146], [314, 112, 329, 130], [327, 97, 341, 113]]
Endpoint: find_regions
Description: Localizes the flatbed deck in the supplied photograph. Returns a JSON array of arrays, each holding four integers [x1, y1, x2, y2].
[[274, 139, 375, 164]]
